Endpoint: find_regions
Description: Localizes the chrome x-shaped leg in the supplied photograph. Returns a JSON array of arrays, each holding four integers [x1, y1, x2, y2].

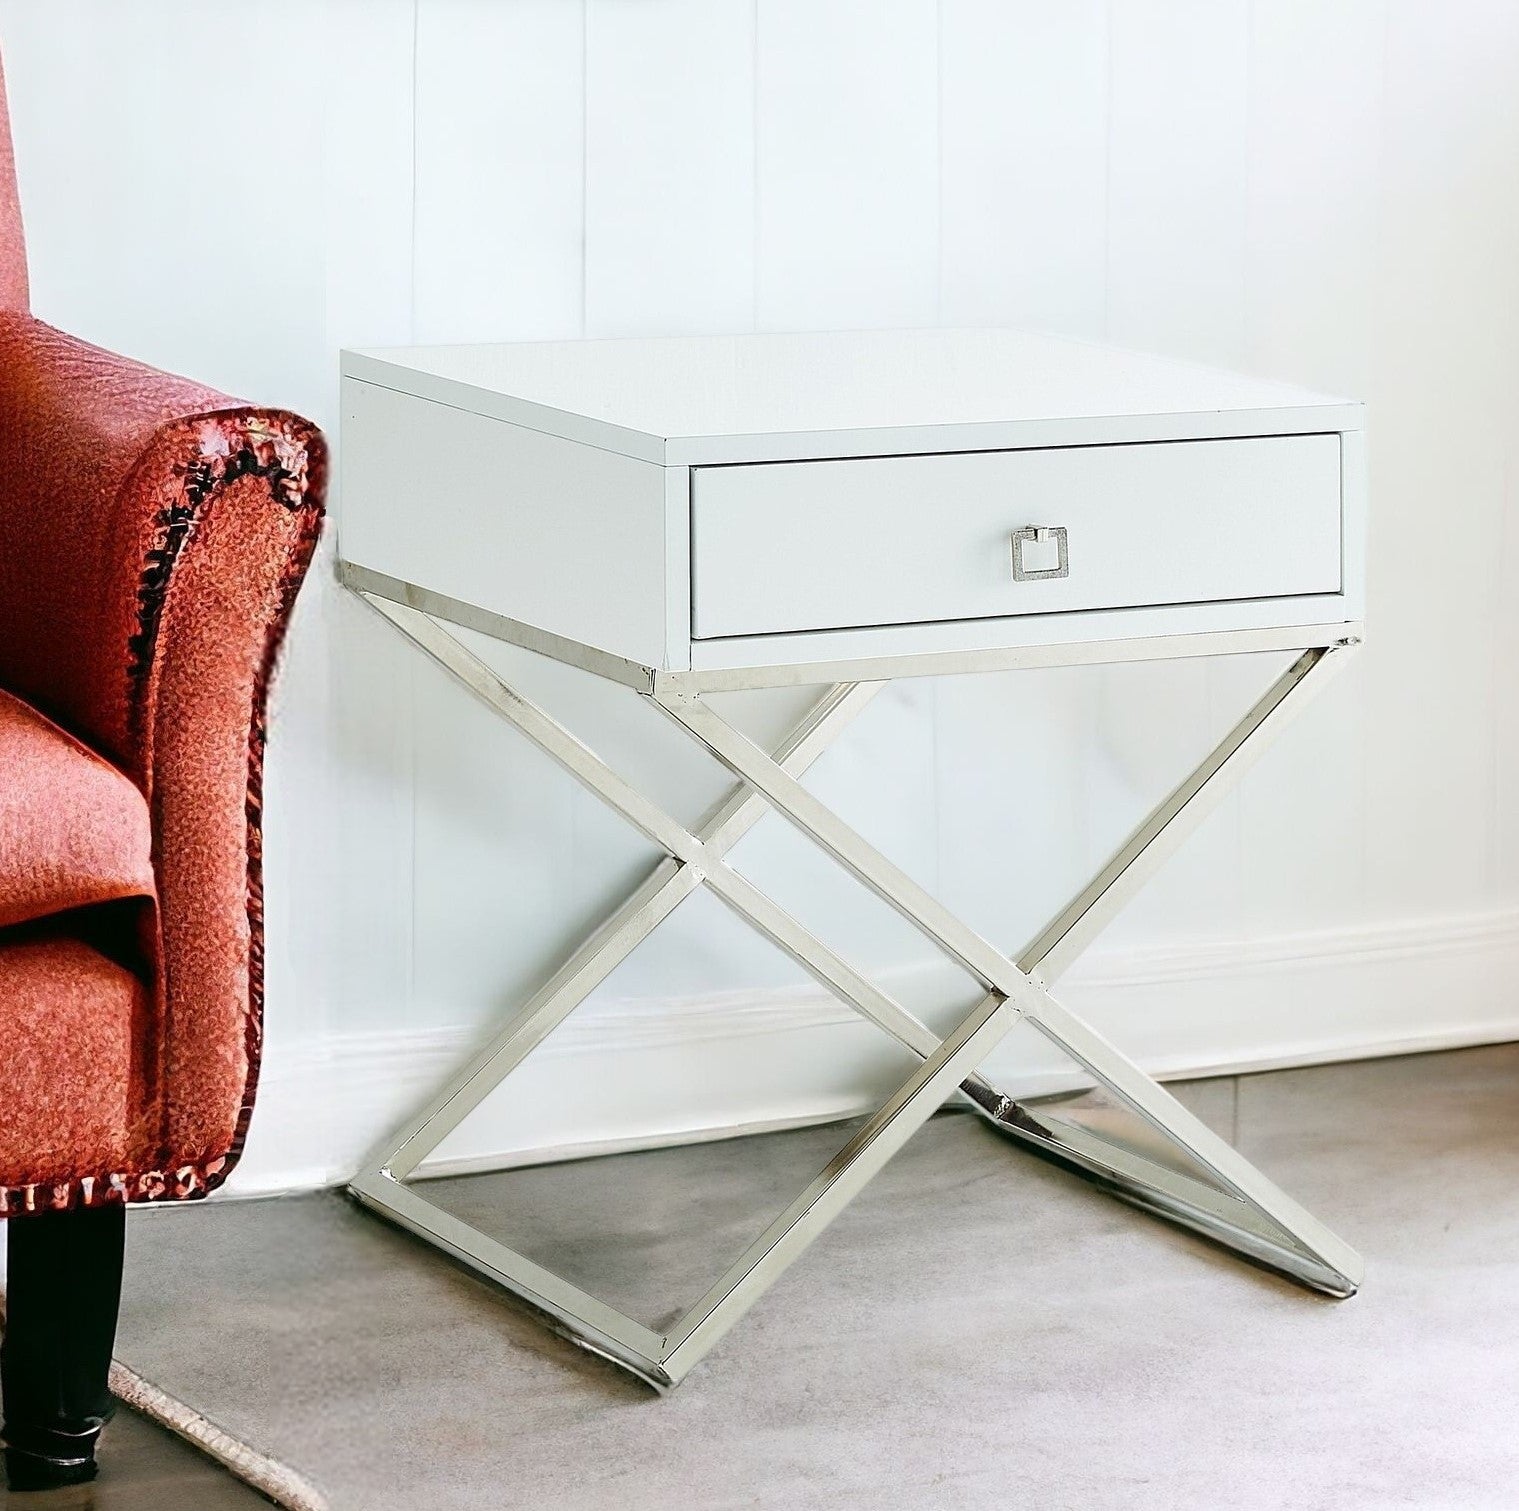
[[349, 591, 1363, 1390]]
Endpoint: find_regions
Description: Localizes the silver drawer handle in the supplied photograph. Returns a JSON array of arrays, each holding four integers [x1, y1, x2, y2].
[[1010, 525, 1069, 582]]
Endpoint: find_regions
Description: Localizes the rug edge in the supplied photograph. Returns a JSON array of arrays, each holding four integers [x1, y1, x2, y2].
[[0, 1290, 328, 1511], [108, 1355, 332, 1511]]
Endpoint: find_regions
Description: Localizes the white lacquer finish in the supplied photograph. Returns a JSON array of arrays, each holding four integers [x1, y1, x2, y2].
[[342, 379, 672, 669], [691, 434, 1342, 639], [344, 326, 1361, 466], [341, 327, 1365, 675]]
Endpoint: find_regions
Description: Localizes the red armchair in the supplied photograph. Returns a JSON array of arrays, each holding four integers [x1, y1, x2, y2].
[[0, 48, 325, 1488]]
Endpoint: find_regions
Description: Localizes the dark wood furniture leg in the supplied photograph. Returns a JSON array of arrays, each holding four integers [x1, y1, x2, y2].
[[2, 1203, 125, 1489]]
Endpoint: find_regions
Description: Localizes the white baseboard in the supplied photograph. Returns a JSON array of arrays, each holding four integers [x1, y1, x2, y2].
[[225, 907, 1519, 1197]]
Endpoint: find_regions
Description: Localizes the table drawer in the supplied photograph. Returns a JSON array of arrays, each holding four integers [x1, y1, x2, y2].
[[690, 434, 1342, 639]]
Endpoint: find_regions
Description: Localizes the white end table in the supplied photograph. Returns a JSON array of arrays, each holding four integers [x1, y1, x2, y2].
[[338, 327, 1366, 1389]]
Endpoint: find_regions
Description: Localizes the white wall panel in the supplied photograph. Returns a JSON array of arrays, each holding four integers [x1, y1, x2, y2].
[[1357, 0, 1519, 917], [585, 0, 754, 336], [307, 0, 422, 1057], [1230, 1, 1385, 935], [1105, 0, 1251, 365], [732, 682, 945, 981], [412, 0, 585, 343], [935, 665, 1107, 963], [1242, 0, 1387, 393], [323, 0, 418, 363], [755, 0, 938, 329], [408, 647, 582, 1038], [938, 0, 1108, 336], [0, 0, 327, 417], [1082, 657, 1245, 950]]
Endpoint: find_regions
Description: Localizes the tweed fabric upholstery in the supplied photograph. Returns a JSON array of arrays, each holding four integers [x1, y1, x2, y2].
[[0, 689, 154, 931], [0, 48, 24, 311], [0, 317, 326, 1213], [0, 934, 150, 1200], [0, 48, 326, 1211]]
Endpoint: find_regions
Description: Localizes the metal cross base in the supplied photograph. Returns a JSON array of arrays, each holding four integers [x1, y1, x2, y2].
[[346, 570, 1364, 1392]]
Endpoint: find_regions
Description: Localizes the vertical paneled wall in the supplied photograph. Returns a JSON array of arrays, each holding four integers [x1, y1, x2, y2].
[[3, 0, 1519, 1189]]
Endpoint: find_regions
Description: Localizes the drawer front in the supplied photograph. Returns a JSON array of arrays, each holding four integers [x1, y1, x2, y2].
[[690, 434, 1342, 639]]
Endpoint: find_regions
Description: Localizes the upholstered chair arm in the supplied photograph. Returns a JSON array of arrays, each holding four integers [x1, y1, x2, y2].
[[0, 310, 326, 1194]]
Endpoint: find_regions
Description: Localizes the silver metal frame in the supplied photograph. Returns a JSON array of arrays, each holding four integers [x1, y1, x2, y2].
[[342, 560, 1365, 1392]]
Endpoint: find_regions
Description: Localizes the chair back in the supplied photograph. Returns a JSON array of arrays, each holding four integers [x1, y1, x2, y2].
[[0, 45, 29, 312]]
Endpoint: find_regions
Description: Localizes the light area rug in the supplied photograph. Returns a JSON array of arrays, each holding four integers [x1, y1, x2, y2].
[[0, 1291, 327, 1510]]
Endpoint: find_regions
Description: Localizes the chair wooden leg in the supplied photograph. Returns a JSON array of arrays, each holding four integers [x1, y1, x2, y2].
[[1, 1203, 125, 1490]]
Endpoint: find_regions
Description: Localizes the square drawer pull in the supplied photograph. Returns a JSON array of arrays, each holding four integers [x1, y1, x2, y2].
[[1010, 525, 1069, 582]]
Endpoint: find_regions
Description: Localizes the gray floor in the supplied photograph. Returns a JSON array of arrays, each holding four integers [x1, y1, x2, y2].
[[109, 1045, 1519, 1511], [0, 1406, 272, 1509]]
